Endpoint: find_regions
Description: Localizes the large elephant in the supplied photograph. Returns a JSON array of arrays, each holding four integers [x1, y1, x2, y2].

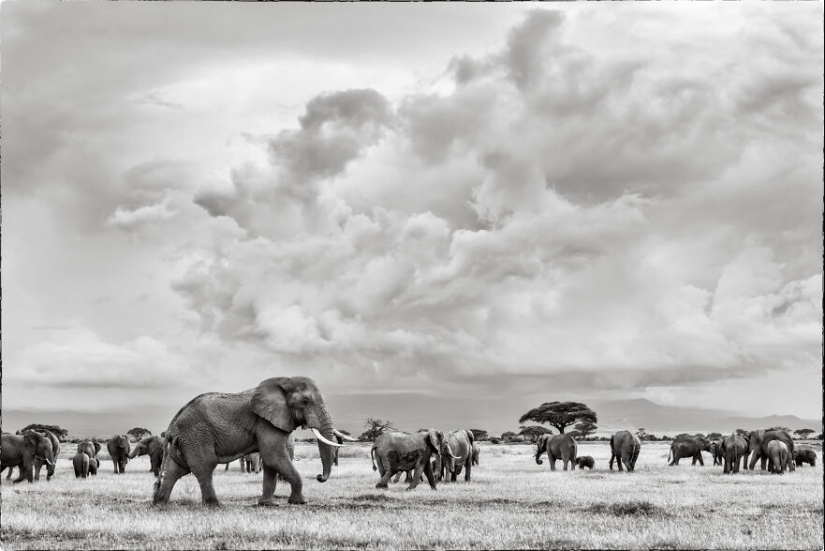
[[442, 430, 474, 482], [793, 448, 817, 467], [77, 440, 101, 459], [609, 431, 641, 472], [73, 453, 90, 478], [747, 430, 795, 472], [0, 432, 56, 483], [129, 436, 163, 477], [767, 440, 789, 474], [371, 430, 456, 490], [107, 435, 131, 474], [30, 430, 60, 481], [535, 433, 577, 471], [153, 376, 353, 506], [720, 433, 748, 474], [667, 436, 710, 466]]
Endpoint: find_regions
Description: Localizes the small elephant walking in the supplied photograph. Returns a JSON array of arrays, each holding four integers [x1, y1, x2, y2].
[[609, 431, 641, 472], [371, 430, 456, 491], [575, 456, 595, 470], [471, 443, 480, 466], [766, 440, 789, 474], [709, 442, 723, 466], [535, 433, 577, 471], [721, 433, 748, 474], [73, 453, 90, 478], [129, 436, 163, 477], [442, 430, 475, 483], [668, 436, 710, 466], [89, 457, 99, 476], [107, 435, 131, 474], [793, 449, 817, 467]]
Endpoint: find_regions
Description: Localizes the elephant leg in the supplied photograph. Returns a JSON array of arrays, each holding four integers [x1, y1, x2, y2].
[[153, 455, 189, 505], [617, 455, 624, 472], [760, 455, 767, 471], [422, 459, 437, 490], [263, 447, 305, 505], [406, 463, 426, 491], [465, 458, 472, 481], [376, 469, 394, 489], [13, 463, 33, 484], [391, 471, 403, 483], [189, 458, 221, 506], [112, 459, 118, 474], [697, 453, 704, 466]]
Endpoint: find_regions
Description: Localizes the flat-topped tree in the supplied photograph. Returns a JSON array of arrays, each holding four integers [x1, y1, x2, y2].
[[793, 428, 815, 439], [518, 402, 598, 434]]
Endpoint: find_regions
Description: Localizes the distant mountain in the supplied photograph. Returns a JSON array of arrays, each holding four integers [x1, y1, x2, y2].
[[590, 398, 822, 435], [3, 397, 820, 441]]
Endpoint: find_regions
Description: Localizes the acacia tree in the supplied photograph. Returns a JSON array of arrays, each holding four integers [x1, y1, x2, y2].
[[518, 425, 552, 443], [518, 402, 598, 434], [358, 418, 396, 442], [21, 424, 68, 441], [793, 428, 815, 440], [570, 420, 598, 439], [127, 428, 152, 442], [469, 429, 489, 441]]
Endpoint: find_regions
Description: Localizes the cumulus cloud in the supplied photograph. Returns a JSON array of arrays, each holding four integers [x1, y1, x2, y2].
[[168, 8, 822, 401], [16, 326, 191, 389]]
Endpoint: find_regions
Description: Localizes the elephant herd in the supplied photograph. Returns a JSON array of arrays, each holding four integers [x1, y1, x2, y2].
[[2, 377, 819, 512], [671, 430, 818, 475]]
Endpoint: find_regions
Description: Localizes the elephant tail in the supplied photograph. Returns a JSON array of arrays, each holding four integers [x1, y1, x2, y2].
[[370, 446, 377, 471]]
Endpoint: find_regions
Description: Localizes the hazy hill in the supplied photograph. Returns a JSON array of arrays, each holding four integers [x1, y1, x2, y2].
[[590, 398, 822, 435]]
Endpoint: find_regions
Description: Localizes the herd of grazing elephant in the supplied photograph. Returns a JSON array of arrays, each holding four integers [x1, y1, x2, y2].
[[1, 377, 820, 510]]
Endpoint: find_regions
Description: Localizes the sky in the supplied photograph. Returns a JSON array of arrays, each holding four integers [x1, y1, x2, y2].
[[1, 2, 822, 437]]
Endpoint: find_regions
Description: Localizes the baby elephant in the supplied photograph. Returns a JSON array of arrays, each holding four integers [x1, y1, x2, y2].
[[73, 453, 90, 478], [793, 449, 817, 468], [767, 440, 789, 474], [89, 457, 99, 476], [575, 456, 595, 470]]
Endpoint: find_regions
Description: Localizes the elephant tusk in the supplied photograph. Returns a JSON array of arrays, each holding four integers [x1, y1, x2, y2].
[[332, 428, 358, 442], [311, 428, 344, 448]]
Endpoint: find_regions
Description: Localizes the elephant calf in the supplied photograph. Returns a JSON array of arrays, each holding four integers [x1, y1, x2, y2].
[[766, 440, 789, 474], [575, 456, 595, 470], [793, 448, 817, 467], [89, 458, 99, 476], [73, 453, 90, 478]]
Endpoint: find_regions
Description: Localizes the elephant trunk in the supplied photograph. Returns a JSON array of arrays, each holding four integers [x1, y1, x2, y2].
[[535, 449, 544, 465], [314, 411, 336, 483]]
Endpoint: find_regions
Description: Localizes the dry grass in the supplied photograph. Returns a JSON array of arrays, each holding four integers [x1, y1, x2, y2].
[[2, 442, 822, 549]]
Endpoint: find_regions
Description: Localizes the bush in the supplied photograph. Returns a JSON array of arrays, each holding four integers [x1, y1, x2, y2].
[[490, 438, 501, 445]]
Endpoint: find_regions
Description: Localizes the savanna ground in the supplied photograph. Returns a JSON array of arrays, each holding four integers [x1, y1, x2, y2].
[[1, 441, 822, 550]]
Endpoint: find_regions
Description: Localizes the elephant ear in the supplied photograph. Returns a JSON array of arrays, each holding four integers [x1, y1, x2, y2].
[[23, 433, 39, 452], [93, 442, 101, 455], [251, 378, 296, 433], [426, 431, 440, 454], [464, 429, 475, 446]]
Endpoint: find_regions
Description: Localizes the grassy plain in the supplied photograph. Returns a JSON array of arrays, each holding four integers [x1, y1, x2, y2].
[[1, 441, 822, 550]]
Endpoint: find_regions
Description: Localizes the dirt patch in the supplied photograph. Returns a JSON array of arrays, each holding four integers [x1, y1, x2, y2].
[[583, 500, 661, 517]]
